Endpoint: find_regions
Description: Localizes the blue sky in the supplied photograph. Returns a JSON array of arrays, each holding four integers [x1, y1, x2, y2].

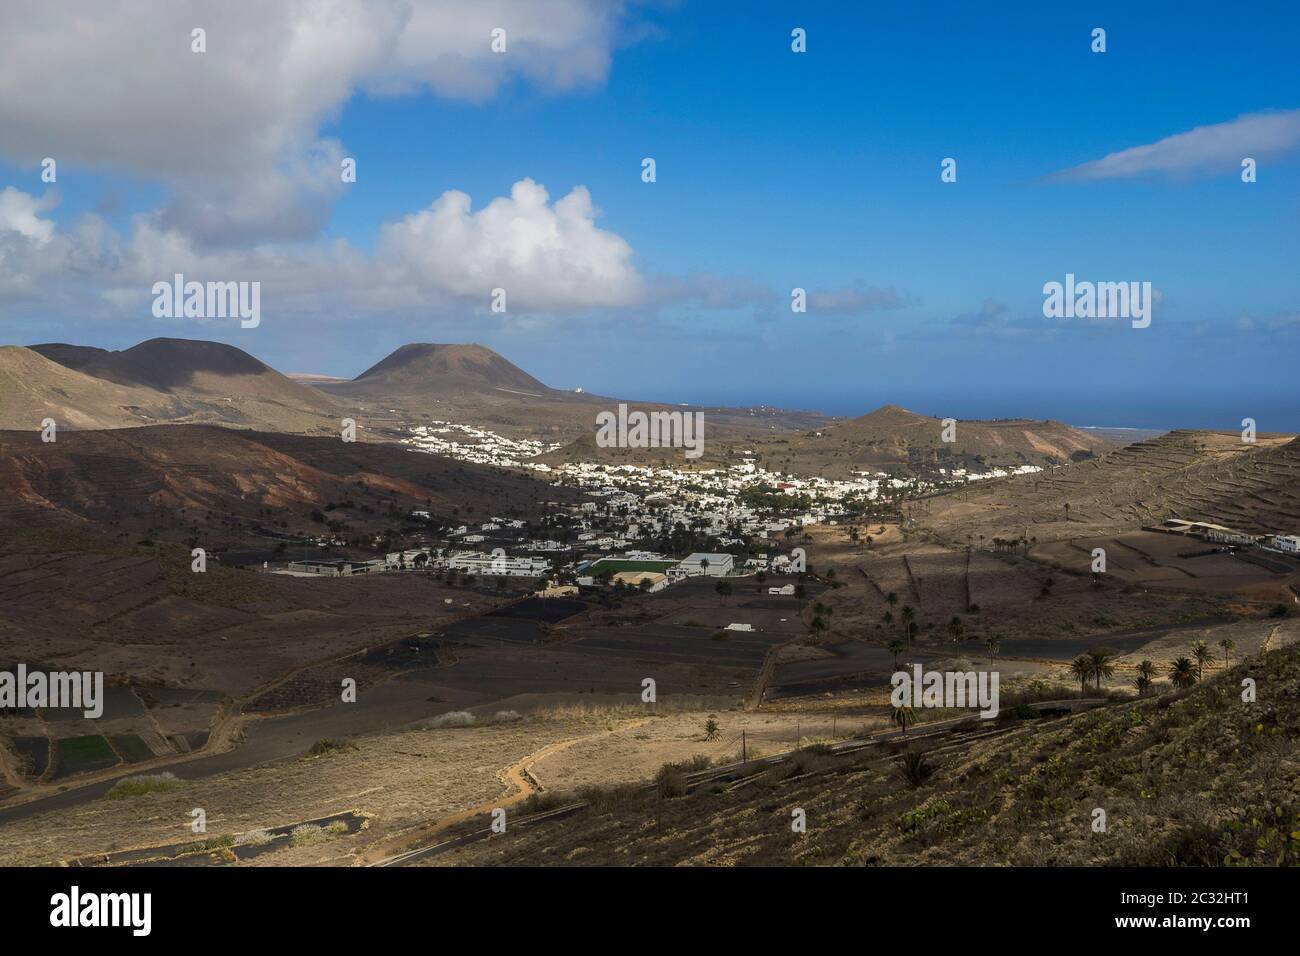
[[1, 1, 1298, 429]]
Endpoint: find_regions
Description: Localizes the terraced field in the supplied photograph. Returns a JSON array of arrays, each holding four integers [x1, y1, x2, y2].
[[926, 430, 1300, 543]]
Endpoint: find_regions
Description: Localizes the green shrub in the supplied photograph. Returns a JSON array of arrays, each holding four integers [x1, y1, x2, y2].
[[106, 772, 187, 799]]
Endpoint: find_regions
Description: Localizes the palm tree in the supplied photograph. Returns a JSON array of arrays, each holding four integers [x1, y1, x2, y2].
[[947, 615, 964, 645], [887, 639, 905, 669], [1168, 656, 1197, 690], [890, 705, 917, 736], [900, 605, 916, 645], [1218, 638, 1235, 667], [1191, 640, 1213, 681], [886, 592, 898, 607], [984, 635, 1001, 666], [1087, 649, 1116, 692], [1135, 659, 1157, 696], [715, 579, 732, 605], [1069, 654, 1094, 695]]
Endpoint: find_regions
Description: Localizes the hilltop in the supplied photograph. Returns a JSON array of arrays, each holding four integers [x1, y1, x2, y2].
[[22, 338, 342, 434], [318, 342, 832, 443], [6, 339, 344, 434], [349, 343, 553, 396]]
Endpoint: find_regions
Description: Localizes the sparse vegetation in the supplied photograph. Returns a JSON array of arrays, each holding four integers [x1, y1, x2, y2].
[[106, 772, 187, 800]]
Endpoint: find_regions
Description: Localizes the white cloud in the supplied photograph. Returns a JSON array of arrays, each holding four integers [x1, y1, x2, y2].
[[0, 179, 643, 316], [377, 178, 642, 310], [0, 187, 57, 243], [372, 0, 624, 101], [1051, 110, 1300, 181], [0, 0, 628, 243]]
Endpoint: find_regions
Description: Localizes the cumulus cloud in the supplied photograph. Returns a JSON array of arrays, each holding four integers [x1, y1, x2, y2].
[[0, 179, 643, 317], [372, 0, 625, 101], [1050, 110, 1300, 181], [0, 0, 629, 243], [0, 187, 57, 243], [377, 179, 642, 310]]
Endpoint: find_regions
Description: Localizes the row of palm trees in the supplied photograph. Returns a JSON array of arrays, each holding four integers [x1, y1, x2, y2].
[[1070, 638, 1235, 696]]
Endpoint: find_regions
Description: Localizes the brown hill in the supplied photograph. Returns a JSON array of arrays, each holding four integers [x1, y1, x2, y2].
[[321, 342, 831, 443], [829, 404, 1108, 462], [351, 343, 552, 396], [727, 404, 1111, 479], [0, 346, 167, 430], [16, 339, 342, 434]]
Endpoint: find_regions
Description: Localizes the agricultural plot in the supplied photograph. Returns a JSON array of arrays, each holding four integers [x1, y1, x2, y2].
[[9, 736, 50, 778], [965, 551, 1043, 608], [769, 641, 897, 699], [857, 553, 914, 607], [109, 734, 156, 763], [50, 734, 120, 780], [904, 549, 971, 618]]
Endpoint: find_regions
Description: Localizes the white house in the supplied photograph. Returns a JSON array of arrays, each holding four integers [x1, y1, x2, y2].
[[1272, 534, 1300, 553]]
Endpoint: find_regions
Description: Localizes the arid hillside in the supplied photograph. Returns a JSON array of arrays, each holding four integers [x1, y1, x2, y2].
[[0, 346, 167, 430], [0, 425, 576, 533], [921, 429, 1300, 543], [426, 638, 1300, 867], [19, 338, 344, 434], [725, 404, 1112, 478]]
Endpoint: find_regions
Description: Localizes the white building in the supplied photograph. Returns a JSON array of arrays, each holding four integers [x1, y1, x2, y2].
[[1272, 534, 1300, 553], [676, 553, 734, 577], [437, 550, 550, 577]]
